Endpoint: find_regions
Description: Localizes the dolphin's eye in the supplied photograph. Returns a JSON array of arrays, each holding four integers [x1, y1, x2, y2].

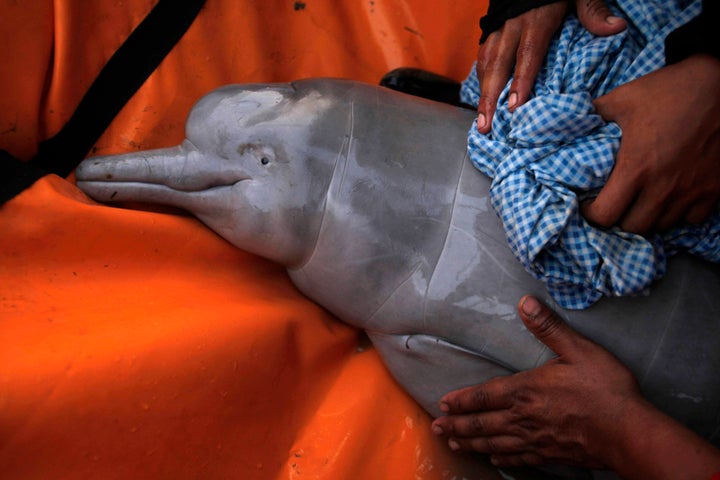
[[238, 143, 275, 165]]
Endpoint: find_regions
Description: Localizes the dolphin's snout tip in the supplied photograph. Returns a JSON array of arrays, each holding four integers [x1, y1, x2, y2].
[[75, 153, 151, 203], [75, 158, 111, 182], [74, 160, 91, 181]]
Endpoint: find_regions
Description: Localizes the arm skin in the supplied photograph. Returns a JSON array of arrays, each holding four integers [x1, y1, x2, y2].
[[475, 0, 626, 133], [582, 53, 720, 234], [431, 295, 720, 479]]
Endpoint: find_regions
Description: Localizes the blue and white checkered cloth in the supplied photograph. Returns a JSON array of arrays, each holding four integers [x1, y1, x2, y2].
[[461, 0, 720, 309]]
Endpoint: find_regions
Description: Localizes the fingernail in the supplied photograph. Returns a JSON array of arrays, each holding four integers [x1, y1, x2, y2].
[[439, 401, 449, 413], [508, 92, 518, 109], [477, 113, 487, 129], [448, 439, 460, 451], [606, 15, 622, 25], [521, 296, 542, 318], [432, 425, 443, 436], [490, 456, 499, 466]]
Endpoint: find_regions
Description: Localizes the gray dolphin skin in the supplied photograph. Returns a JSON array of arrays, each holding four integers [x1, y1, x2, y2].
[[76, 79, 720, 442]]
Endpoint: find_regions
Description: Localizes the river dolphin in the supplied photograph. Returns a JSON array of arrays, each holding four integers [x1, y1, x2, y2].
[[75, 78, 720, 442]]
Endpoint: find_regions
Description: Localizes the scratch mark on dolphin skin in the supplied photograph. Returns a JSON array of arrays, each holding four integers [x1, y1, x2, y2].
[[366, 261, 424, 327], [143, 157, 153, 176], [344, 254, 397, 265], [672, 392, 703, 404], [422, 151, 465, 325], [639, 278, 682, 386], [454, 225, 521, 282], [336, 102, 355, 194], [291, 102, 353, 271]]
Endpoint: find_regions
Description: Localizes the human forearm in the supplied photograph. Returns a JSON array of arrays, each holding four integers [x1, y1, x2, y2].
[[605, 397, 720, 480]]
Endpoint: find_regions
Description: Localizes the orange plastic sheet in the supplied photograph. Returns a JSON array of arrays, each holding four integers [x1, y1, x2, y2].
[[1, 1, 547, 478]]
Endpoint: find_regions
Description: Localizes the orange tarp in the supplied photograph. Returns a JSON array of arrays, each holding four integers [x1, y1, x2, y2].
[[1, 1, 546, 478]]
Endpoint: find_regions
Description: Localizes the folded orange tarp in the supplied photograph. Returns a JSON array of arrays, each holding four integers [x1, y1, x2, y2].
[[0, 1, 546, 478]]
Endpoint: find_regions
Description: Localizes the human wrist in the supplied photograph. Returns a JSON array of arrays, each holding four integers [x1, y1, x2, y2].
[[680, 53, 720, 80], [602, 396, 720, 479], [588, 394, 654, 471]]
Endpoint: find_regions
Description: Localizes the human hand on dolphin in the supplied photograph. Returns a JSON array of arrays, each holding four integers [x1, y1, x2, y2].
[[431, 295, 720, 478], [475, 0, 626, 133]]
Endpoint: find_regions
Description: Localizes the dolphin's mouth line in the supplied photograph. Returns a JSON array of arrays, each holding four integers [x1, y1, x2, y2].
[[77, 178, 251, 194]]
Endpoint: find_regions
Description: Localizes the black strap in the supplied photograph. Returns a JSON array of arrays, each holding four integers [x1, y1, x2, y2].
[[0, 151, 48, 205], [1, 0, 205, 205]]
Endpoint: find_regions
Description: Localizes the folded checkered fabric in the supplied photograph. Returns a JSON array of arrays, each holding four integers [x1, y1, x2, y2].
[[461, 0, 720, 309]]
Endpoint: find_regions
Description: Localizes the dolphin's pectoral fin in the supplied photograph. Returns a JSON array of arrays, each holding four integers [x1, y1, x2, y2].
[[366, 331, 515, 417]]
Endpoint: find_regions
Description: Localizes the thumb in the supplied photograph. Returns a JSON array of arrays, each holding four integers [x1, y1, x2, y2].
[[592, 91, 624, 123], [592, 93, 613, 121], [575, 0, 626, 37], [518, 295, 585, 358]]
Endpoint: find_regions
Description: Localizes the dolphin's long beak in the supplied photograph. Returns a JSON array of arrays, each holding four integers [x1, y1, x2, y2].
[[75, 141, 249, 207]]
